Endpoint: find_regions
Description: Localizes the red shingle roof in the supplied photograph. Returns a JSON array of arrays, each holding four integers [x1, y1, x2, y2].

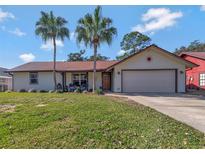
[[8, 61, 118, 72], [180, 52, 205, 60]]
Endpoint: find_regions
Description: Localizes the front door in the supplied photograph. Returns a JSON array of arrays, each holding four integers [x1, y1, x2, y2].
[[102, 73, 111, 91]]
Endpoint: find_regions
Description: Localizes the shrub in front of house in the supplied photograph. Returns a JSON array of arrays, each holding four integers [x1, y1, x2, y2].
[[4, 90, 12, 93], [95, 88, 104, 95], [74, 87, 81, 93], [55, 89, 63, 93], [39, 90, 48, 93], [28, 89, 37, 93], [82, 90, 88, 93], [49, 90, 55, 93], [18, 89, 27, 92]]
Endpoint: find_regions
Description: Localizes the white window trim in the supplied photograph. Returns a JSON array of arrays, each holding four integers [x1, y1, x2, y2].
[[72, 73, 87, 86], [199, 73, 205, 86]]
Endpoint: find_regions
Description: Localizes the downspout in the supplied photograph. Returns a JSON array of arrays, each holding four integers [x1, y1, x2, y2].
[[8, 72, 14, 91], [61, 72, 66, 92]]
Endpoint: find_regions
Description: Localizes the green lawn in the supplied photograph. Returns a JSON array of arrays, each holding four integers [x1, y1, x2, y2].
[[0, 93, 204, 148]]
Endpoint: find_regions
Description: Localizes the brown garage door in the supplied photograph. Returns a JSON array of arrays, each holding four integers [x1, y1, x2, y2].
[[122, 70, 176, 93]]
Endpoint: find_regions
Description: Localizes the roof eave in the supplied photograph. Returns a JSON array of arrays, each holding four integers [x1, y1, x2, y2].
[[7, 69, 107, 73], [180, 53, 205, 61]]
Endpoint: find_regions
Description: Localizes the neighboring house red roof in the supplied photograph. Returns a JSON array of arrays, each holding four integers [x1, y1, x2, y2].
[[8, 61, 118, 72], [180, 52, 205, 61]]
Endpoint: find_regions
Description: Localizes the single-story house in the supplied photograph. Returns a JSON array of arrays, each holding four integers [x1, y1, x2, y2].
[[8, 45, 197, 93], [180, 52, 205, 90], [0, 67, 12, 92]]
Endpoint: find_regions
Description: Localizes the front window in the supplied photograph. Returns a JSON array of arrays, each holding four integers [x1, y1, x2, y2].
[[0, 78, 7, 83], [72, 73, 87, 87], [0, 85, 8, 92], [29, 72, 38, 84], [199, 73, 205, 86], [80, 74, 87, 86]]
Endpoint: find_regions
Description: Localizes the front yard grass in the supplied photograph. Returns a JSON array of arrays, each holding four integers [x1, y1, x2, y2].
[[0, 92, 204, 148]]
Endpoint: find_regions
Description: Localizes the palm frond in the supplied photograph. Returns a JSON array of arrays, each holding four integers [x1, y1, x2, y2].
[[57, 27, 70, 41], [100, 27, 117, 46], [75, 6, 117, 48], [35, 10, 69, 42]]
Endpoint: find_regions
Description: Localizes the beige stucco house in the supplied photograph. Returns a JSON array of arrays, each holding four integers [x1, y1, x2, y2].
[[8, 45, 197, 93]]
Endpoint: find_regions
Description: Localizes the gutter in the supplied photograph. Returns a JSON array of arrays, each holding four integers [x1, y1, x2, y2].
[[6, 69, 108, 73]]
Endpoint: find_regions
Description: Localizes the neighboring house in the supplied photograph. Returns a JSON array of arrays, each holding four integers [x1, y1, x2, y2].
[[8, 45, 196, 93], [180, 52, 205, 90], [0, 67, 12, 92]]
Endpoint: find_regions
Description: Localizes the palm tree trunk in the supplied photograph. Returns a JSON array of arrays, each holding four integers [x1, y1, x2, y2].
[[92, 43, 97, 93], [53, 37, 57, 91]]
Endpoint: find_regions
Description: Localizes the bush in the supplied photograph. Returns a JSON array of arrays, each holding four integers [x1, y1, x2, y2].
[[18, 89, 27, 92], [74, 87, 81, 93], [5, 90, 12, 93], [55, 89, 63, 93], [39, 90, 48, 93], [49, 90, 55, 93], [28, 89, 37, 93], [95, 88, 104, 95], [82, 90, 88, 93]]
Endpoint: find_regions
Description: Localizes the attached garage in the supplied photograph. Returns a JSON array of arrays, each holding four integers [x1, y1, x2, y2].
[[107, 45, 197, 93], [122, 69, 176, 93]]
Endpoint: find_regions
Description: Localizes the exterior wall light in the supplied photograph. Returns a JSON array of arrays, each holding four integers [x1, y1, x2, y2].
[[180, 71, 184, 74]]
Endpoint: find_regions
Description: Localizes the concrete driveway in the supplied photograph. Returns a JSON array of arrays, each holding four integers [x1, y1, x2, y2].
[[106, 93, 205, 134]]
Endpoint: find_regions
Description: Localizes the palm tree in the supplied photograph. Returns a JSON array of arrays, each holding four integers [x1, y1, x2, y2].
[[35, 11, 69, 90], [75, 6, 117, 92]]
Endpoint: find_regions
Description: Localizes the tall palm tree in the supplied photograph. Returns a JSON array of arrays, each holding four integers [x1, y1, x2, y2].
[[35, 11, 69, 90], [75, 6, 117, 92]]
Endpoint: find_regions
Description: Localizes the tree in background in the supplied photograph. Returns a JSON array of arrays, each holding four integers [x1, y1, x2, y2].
[[175, 40, 205, 55], [75, 6, 117, 92], [116, 31, 151, 60], [116, 52, 130, 61], [67, 50, 110, 61], [87, 53, 109, 61], [35, 11, 69, 90], [67, 50, 86, 61]]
